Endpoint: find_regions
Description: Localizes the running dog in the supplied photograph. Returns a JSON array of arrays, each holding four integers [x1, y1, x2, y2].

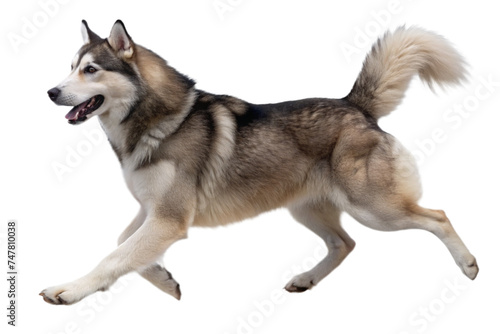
[[41, 20, 478, 305]]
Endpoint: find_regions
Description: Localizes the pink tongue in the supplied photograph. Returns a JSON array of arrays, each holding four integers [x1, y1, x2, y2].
[[65, 100, 88, 120]]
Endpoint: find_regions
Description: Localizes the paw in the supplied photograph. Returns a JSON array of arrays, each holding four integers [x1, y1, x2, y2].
[[460, 256, 479, 280], [284, 274, 316, 293], [40, 286, 66, 305], [40, 278, 98, 305], [140, 264, 181, 300], [40, 283, 84, 305]]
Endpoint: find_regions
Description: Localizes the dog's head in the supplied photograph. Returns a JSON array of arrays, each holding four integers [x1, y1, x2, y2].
[[47, 20, 139, 125]]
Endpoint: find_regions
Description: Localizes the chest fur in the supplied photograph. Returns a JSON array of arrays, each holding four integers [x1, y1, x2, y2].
[[122, 160, 176, 208]]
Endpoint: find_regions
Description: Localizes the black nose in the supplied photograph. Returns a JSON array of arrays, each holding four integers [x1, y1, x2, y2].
[[47, 87, 61, 101]]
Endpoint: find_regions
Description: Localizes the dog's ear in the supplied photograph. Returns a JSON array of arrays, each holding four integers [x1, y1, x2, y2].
[[108, 20, 134, 59], [81, 20, 101, 45]]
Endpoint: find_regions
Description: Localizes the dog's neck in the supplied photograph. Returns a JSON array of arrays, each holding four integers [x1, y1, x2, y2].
[[98, 88, 197, 169]]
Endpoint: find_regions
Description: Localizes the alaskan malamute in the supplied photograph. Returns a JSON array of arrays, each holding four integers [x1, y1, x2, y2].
[[41, 20, 478, 305]]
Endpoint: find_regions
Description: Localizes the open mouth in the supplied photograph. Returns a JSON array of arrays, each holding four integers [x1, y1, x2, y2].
[[66, 95, 104, 124]]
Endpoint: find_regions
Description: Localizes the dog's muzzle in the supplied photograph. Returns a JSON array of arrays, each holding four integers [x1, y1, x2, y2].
[[47, 87, 104, 125]]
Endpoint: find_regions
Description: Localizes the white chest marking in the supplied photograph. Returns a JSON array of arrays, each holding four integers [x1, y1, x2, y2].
[[122, 160, 176, 209]]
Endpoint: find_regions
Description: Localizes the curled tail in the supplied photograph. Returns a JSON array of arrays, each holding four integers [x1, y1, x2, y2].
[[346, 26, 467, 119]]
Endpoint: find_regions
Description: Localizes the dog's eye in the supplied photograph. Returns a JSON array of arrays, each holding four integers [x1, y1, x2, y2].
[[84, 66, 97, 74]]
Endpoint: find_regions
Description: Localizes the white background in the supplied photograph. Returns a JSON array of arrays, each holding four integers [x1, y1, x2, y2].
[[1, 0, 499, 333]]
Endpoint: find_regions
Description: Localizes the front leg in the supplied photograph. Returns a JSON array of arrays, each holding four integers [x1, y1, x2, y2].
[[140, 264, 181, 300], [117, 207, 182, 300], [40, 213, 189, 305]]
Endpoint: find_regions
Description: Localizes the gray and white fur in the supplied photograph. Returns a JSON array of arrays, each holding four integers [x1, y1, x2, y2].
[[41, 21, 478, 305]]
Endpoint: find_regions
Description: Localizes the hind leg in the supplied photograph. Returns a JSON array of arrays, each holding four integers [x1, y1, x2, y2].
[[348, 202, 478, 279], [286, 200, 355, 292], [405, 205, 478, 279], [334, 133, 478, 279]]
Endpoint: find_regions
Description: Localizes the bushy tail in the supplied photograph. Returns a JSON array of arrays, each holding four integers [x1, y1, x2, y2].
[[346, 26, 467, 119]]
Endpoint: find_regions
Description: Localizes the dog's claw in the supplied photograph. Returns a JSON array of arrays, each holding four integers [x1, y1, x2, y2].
[[284, 283, 310, 293], [285, 274, 316, 293], [174, 284, 181, 300], [40, 291, 62, 305]]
